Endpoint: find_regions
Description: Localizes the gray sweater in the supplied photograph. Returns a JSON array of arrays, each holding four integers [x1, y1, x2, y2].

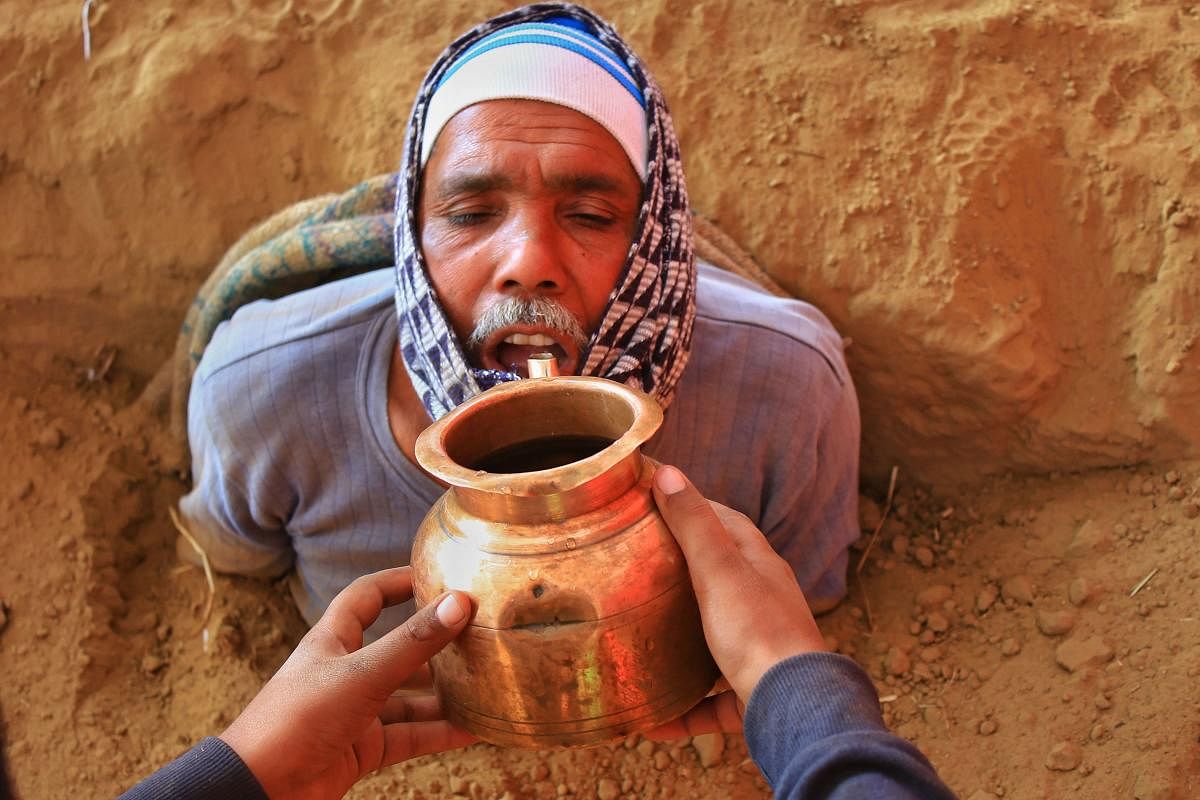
[[179, 263, 861, 639]]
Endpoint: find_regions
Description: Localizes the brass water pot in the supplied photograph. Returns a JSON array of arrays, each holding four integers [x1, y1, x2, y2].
[[410, 375, 719, 748]]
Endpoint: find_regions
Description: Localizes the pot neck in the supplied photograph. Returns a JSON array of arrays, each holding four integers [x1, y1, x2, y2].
[[450, 450, 645, 524]]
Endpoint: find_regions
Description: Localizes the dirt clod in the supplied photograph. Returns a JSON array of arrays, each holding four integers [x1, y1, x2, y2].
[[1055, 637, 1114, 673], [886, 647, 912, 676], [692, 733, 725, 768], [1035, 609, 1076, 636], [975, 585, 998, 613], [596, 777, 620, 800], [35, 425, 65, 450], [916, 585, 953, 609], [1001, 576, 1034, 605], [1044, 741, 1082, 771], [1067, 577, 1092, 607]]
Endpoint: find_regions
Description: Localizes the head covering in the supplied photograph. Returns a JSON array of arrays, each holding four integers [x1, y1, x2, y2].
[[393, 3, 695, 421], [420, 16, 649, 181]]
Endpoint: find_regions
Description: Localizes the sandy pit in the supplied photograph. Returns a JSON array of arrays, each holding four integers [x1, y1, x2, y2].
[[2, 1, 1198, 798]]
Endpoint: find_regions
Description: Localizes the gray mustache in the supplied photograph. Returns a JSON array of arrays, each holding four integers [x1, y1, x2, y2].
[[465, 296, 588, 353]]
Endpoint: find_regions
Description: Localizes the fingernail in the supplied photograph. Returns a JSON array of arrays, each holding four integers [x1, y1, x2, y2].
[[436, 593, 467, 626], [655, 465, 686, 495]]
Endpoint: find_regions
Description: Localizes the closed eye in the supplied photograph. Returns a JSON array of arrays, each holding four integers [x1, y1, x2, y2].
[[446, 211, 493, 226]]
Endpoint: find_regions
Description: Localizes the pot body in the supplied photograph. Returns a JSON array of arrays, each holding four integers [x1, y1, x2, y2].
[[411, 376, 719, 748]]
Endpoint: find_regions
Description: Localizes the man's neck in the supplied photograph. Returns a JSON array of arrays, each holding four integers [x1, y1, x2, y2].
[[387, 343, 435, 470]]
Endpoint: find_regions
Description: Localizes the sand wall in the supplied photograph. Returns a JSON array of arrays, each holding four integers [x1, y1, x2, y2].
[[4, 0, 1198, 487]]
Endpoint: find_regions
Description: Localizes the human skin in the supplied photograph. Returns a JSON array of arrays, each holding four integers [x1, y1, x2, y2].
[[645, 465, 831, 739], [218, 569, 476, 800], [388, 99, 643, 462]]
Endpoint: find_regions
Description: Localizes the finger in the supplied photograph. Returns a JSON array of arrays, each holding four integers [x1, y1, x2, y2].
[[320, 567, 416, 652], [350, 590, 473, 696], [643, 692, 743, 740], [709, 501, 773, 555], [381, 692, 444, 725], [379, 720, 478, 767], [397, 663, 433, 690], [652, 465, 745, 576]]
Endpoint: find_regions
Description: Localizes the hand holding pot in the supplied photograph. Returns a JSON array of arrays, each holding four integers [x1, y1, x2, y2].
[[647, 465, 829, 738], [218, 567, 477, 800]]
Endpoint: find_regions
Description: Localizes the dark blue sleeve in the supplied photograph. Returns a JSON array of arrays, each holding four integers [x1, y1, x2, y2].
[[116, 737, 268, 800], [744, 652, 958, 799]]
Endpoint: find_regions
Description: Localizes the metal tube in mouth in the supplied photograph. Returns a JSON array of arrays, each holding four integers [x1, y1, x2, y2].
[[526, 352, 560, 378]]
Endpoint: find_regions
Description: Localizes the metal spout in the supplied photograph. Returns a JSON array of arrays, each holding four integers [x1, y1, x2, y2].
[[526, 352, 560, 378]]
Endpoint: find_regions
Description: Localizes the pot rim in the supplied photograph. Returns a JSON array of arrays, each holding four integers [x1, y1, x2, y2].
[[415, 376, 663, 497]]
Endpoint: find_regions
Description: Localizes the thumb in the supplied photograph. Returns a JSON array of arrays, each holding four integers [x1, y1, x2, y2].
[[652, 465, 742, 579], [352, 591, 473, 695]]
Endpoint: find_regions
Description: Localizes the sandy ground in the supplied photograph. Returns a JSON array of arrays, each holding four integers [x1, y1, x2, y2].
[[2, 1, 1199, 798]]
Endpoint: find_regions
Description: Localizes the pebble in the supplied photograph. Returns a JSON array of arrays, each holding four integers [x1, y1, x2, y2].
[[533, 763, 551, 781], [1000, 638, 1021, 656], [1044, 741, 1082, 771], [978, 719, 998, 736], [891, 535, 910, 557], [976, 585, 998, 613], [449, 775, 468, 794], [653, 751, 671, 770], [1164, 470, 1180, 484], [1055, 636, 1114, 673], [1067, 577, 1092, 607], [636, 739, 655, 758], [691, 733, 725, 768], [1089, 723, 1107, 741], [1001, 575, 1034, 605], [916, 585, 953, 609], [596, 777, 620, 800], [1036, 609, 1077, 636], [1183, 502, 1200, 520], [914, 546, 936, 568]]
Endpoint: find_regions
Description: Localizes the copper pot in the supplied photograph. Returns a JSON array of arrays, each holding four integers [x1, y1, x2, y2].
[[411, 375, 719, 748]]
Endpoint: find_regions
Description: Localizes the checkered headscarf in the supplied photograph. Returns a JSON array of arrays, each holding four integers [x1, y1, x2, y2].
[[394, 3, 695, 420]]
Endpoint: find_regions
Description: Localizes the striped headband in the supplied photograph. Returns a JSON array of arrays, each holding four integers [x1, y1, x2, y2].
[[393, 2, 696, 421], [421, 17, 649, 180]]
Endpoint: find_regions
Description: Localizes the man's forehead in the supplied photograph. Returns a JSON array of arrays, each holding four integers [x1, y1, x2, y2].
[[425, 100, 641, 195]]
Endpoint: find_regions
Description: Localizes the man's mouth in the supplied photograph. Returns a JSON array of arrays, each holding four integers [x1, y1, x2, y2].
[[481, 328, 578, 377]]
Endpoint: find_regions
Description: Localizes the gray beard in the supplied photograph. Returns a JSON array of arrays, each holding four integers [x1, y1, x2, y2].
[[465, 296, 588, 354]]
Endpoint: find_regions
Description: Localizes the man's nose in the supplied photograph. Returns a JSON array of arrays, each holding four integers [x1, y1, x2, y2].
[[492, 211, 569, 295]]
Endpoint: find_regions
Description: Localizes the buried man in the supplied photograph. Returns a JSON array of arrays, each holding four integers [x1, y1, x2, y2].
[[178, 3, 861, 639]]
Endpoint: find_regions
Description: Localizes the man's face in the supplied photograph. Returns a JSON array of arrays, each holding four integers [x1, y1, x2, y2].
[[418, 99, 642, 377]]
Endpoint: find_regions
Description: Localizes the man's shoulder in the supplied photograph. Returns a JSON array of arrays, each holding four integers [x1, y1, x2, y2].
[[693, 262, 849, 385], [196, 269, 394, 383]]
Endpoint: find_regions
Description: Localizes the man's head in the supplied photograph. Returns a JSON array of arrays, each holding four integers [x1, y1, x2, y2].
[[416, 17, 649, 379], [394, 4, 695, 420]]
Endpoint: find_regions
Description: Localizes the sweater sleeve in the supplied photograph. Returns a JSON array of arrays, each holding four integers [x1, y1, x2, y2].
[[744, 653, 958, 799], [116, 737, 268, 800]]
